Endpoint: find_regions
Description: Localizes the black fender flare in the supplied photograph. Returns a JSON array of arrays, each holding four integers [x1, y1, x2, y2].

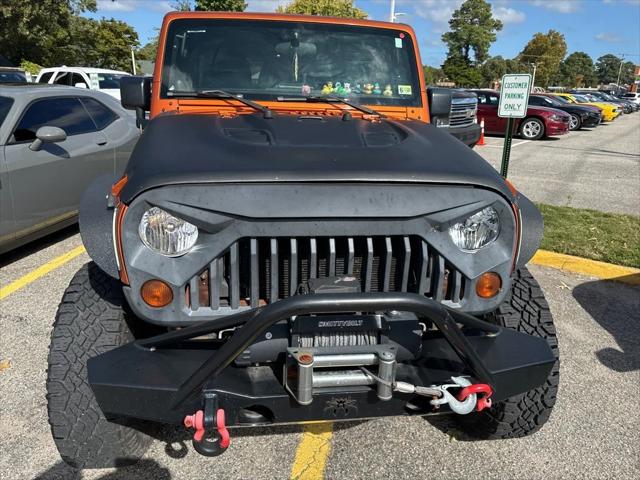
[[516, 192, 543, 268], [79, 174, 119, 279]]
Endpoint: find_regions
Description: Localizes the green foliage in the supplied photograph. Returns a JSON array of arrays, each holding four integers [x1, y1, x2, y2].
[[595, 54, 634, 85], [172, 0, 193, 10], [517, 30, 567, 88], [560, 52, 596, 88], [442, 0, 502, 64], [19, 60, 43, 76], [423, 65, 446, 86], [442, 56, 482, 88], [441, 0, 502, 87], [538, 203, 640, 268], [195, 0, 247, 10], [479, 55, 506, 87], [277, 0, 368, 19], [137, 39, 159, 62]]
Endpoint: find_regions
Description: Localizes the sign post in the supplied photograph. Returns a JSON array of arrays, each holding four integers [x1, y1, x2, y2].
[[498, 74, 532, 178]]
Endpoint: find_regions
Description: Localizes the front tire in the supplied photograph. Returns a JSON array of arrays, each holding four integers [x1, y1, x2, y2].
[[46, 263, 152, 468], [520, 118, 545, 140], [569, 113, 582, 131], [456, 267, 560, 439]]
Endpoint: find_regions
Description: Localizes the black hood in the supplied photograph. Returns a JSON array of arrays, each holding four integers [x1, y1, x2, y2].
[[120, 112, 512, 203], [552, 104, 597, 116]]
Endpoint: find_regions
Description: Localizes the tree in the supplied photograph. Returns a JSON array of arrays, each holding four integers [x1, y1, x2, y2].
[[195, 0, 247, 10], [277, 0, 367, 18], [137, 39, 159, 62], [442, 56, 482, 87], [560, 52, 596, 88], [480, 55, 506, 87], [0, 0, 96, 66], [423, 65, 446, 86], [595, 54, 630, 85], [620, 61, 635, 85], [517, 30, 567, 88], [441, 0, 502, 87]]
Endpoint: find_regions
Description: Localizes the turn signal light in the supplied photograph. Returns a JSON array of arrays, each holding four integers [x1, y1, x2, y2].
[[476, 272, 502, 299], [141, 279, 173, 307]]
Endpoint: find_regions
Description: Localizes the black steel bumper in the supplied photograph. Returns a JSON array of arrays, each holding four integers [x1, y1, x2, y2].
[[88, 293, 555, 426]]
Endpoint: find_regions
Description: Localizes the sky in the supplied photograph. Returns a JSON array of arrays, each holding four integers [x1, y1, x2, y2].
[[89, 0, 640, 67]]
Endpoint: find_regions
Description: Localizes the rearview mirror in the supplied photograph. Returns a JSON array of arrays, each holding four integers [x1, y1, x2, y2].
[[275, 41, 317, 57], [30, 126, 67, 151]]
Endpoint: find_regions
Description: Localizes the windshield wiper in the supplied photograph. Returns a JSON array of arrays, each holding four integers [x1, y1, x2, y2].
[[277, 95, 384, 118], [167, 89, 274, 118]]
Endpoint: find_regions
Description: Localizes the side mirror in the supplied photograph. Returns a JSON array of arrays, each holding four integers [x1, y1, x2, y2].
[[120, 75, 151, 111], [30, 126, 67, 151], [427, 87, 452, 126], [74, 82, 88, 89]]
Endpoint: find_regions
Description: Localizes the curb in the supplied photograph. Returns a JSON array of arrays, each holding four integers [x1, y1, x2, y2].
[[530, 250, 640, 285]]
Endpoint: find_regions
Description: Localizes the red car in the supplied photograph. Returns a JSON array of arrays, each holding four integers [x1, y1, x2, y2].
[[470, 89, 570, 140]]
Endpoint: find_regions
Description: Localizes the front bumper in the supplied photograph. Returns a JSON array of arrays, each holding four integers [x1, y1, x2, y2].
[[88, 292, 555, 426], [546, 120, 570, 136], [438, 123, 482, 147]]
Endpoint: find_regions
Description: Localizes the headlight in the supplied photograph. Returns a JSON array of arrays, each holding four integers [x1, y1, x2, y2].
[[139, 207, 198, 256], [550, 114, 562, 121], [449, 207, 500, 252]]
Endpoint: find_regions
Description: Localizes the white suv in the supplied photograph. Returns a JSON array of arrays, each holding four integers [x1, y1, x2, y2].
[[35, 67, 130, 100], [621, 92, 640, 105]]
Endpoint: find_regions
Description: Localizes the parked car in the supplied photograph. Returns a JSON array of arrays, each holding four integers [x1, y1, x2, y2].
[[528, 94, 601, 130], [0, 84, 139, 253], [0, 67, 28, 83], [47, 12, 557, 469], [428, 88, 481, 147], [470, 89, 570, 140], [36, 67, 131, 100], [572, 90, 634, 114], [620, 91, 640, 105], [550, 93, 620, 122]]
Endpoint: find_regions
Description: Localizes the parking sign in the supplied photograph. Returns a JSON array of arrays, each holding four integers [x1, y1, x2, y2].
[[498, 74, 532, 118]]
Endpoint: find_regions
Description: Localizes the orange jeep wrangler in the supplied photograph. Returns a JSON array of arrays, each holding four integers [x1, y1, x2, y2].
[[46, 12, 557, 468]]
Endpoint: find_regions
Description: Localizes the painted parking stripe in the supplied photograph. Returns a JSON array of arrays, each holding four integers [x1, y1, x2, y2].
[[0, 246, 86, 300], [290, 423, 333, 480]]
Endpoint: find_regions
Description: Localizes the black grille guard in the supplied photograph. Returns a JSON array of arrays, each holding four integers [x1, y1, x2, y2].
[[88, 292, 555, 425]]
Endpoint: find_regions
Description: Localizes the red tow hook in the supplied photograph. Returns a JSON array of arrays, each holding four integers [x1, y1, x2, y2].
[[457, 383, 493, 412], [184, 408, 230, 454]]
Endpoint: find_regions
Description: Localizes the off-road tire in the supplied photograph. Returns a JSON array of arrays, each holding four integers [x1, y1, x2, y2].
[[519, 117, 545, 140], [46, 262, 152, 468], [456, 267, 559, 439]]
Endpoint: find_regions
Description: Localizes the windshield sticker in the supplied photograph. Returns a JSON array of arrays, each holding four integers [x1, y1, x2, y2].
[[395, 37, 403, 48], [398, 85, 412, 95]]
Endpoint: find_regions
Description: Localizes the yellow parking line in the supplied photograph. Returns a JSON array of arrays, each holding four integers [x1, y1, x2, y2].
[[531, 249, 640, 285], [290, 423, 334, 480], [0, 245, 86, 300]]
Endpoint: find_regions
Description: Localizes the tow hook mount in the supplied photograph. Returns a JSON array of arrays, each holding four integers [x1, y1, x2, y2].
[[184, 393, 230, 456]]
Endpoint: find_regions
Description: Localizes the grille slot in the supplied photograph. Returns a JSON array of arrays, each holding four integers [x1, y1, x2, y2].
[[449, 99, 477, 128], [189, 236, 467, 313]]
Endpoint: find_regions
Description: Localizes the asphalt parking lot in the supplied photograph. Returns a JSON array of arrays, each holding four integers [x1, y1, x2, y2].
[[476, 113, 640, 216], [1, 113, 639, 480]]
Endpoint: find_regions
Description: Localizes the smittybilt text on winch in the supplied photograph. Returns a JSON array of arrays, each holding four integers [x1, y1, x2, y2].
[[46, 12, 558, 468]]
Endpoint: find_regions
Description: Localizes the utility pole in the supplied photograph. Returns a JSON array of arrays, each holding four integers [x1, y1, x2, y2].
[[390, 0, 395, 22], [616, 55, 625, 86], [530, 63, 537, 92], [131, 48, 137, 75]]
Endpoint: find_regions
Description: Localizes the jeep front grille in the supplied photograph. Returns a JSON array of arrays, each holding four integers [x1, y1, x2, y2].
[[185, 236, 466, 313]]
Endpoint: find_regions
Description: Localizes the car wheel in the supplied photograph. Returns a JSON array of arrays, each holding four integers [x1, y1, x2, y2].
[[47, 263, 153, 468], [569, 114, 581, 131], [455, 268, 559, 439], [520, 118, 545, 140]]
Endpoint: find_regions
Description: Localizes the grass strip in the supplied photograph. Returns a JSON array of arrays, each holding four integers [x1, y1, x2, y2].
[[538, 203, 640, 268]]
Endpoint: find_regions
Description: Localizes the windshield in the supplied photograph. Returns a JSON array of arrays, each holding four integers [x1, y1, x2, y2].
[[572, 94, 591, 103], [552, 95, 570, 104], [161, 19, 421, 106], [0, 71, 27, 83], [622, 93, 636, 98], [98, 74, 125, 89]]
